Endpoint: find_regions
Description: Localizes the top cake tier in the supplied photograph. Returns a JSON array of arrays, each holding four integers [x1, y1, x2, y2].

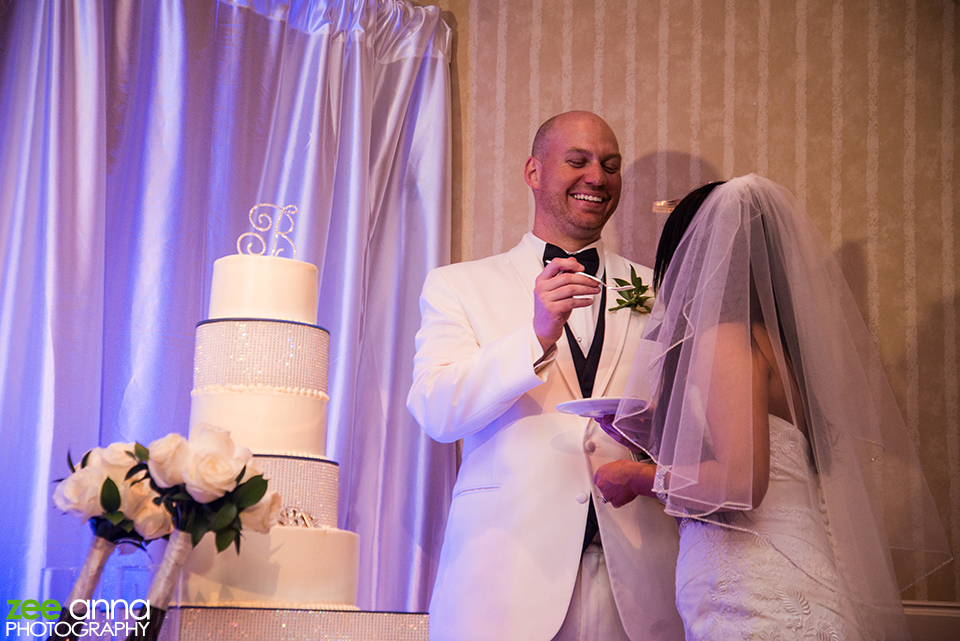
[[209, 254, 319, 324]]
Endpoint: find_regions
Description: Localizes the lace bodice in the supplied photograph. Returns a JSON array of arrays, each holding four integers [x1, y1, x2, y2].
[[674, 416, 863, 640]]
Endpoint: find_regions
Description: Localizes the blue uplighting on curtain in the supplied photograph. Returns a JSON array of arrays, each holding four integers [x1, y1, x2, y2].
[[0, 0, 456, 612]]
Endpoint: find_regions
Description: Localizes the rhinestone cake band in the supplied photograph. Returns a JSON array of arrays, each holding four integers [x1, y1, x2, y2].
[[253, 455, 339, 528], [193, 319, 329, 392], [158, 607, 429, 641]]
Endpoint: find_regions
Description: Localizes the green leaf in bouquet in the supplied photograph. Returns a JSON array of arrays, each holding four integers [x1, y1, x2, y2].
[[215, 527, 238, 553], [100, 477, 121, 514], [170, 491, 192, 502], [235, 465, 247, 484], [234, 475, 268, 510], [134, 442, 150, 462], [104, 511, 124, 525], [212, 502, 238, 532], [67, 451, 76, 474], [80, 450, 92, 468], [125, 462, 148, 481], [190, 521, 210, 548], [180, 504, 196, 532]]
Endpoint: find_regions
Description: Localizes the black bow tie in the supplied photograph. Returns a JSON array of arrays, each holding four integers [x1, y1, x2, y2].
[[543, 244, 600, 277]]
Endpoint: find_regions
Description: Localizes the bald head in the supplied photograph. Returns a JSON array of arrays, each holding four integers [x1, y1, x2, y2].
[[531, 111, 615, 160]]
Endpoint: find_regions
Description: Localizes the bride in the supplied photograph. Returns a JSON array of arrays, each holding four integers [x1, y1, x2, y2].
[[594, 175, 950, 640]]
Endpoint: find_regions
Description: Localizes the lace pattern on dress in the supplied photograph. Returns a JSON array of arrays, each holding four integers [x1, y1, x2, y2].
[[674, 417, 862, 641]]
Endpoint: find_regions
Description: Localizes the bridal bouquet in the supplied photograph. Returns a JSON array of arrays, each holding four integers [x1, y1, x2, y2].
[[141, 422, 280, 551], [51, 443, 173, 640], [51, 425, 280, 641], [124, 423, 280, 640], [54, 442, 173, 542]]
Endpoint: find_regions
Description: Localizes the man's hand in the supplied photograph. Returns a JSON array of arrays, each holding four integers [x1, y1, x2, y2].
[[594, 459, 657, 507], [534, 257, 601, 352]]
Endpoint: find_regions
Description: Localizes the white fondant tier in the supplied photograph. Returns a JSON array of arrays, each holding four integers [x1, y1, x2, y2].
[[209, 254, 319, 324], [179, 526, 360, 609], [189, 390, 328, 458]]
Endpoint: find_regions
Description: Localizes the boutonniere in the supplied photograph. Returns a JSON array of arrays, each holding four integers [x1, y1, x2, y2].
[[608, 266, 653, 313]]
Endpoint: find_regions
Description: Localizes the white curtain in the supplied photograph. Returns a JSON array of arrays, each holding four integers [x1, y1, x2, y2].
[[0, 0, 456, 611]]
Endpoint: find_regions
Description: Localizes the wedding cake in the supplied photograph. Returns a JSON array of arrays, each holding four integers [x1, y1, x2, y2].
[[161, 205, 426, 641], [176, 248, 360, 610]]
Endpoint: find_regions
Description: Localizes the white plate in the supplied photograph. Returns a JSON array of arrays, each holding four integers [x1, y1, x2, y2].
[[556, 397, 654, 419], [555, 397, 623, 419], [556, 397, 655, 455]]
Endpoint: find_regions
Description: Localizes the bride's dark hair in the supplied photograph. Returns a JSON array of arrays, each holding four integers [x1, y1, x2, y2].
[[652, 181, 726, 293]]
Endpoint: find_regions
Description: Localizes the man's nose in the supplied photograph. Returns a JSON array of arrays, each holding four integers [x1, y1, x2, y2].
[[584, 161, 606, 185]]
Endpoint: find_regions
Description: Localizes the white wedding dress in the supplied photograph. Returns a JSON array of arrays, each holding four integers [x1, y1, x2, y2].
[[674, 415, 864, 640]]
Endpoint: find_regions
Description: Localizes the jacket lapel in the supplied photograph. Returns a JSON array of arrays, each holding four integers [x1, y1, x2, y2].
[[594, 252, 635, 398]]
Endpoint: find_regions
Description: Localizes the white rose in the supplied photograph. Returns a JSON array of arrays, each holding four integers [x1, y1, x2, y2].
[[189, 424, 248, 460], [146, 433, 191, 488], [131, 499, 174, 540], [239, 490, 281, 534], [183, 424, 252, 503], [96, 442, 138, 484], [53, 465, 107, 521], [118, 475, 155, 519], [184, 452, 243, 503]]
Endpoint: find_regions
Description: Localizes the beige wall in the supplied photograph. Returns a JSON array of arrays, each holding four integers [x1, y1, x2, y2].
[[429, 0, 960, 602]]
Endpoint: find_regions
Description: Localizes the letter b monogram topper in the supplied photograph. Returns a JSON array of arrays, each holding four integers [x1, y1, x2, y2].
[[237, 203, 298, 259]]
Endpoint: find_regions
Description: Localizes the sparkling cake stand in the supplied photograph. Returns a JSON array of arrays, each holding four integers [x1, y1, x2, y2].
[[158, 606, 428, 641]]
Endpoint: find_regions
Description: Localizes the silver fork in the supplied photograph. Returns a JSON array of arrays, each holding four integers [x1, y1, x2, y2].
[[578, 272, 635, 291]]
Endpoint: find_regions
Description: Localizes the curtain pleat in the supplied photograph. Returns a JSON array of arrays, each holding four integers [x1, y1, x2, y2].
[[0, 0, 454, 612]]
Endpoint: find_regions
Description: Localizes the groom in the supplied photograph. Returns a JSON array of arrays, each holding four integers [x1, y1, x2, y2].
[[407, 111, 682, 640]]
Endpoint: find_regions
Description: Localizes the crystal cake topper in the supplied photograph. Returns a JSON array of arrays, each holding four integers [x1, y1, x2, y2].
[[237, 203, 298, 258]]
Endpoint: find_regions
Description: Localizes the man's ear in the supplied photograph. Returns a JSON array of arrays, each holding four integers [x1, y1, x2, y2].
[[524, 156, 540, 190]]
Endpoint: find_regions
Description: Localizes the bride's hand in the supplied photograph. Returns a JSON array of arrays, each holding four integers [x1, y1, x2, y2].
[[595, 413, 653, 450], [594, 459, 657, 507]]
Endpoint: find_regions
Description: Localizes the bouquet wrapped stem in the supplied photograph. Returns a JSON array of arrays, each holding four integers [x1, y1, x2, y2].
[[124, 529, 191, 641], [47, 535, 117, 641]]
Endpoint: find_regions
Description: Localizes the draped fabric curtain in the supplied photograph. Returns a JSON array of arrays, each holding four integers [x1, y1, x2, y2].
[[0, 0, 456, 611]]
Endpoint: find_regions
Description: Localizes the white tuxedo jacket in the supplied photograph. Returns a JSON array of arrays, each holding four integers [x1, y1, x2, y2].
[[407, 237, 683, 641]]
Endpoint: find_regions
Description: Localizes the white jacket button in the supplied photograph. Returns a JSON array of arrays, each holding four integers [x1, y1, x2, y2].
[[576, 492, 589, 504], [584, 440, 597, 453]]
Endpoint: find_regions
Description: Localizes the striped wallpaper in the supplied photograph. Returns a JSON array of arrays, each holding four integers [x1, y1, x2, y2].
[[430, 0, 960, 602]]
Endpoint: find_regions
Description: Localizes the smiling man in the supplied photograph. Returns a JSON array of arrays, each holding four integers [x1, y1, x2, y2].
[[408, 111, 682, 641]]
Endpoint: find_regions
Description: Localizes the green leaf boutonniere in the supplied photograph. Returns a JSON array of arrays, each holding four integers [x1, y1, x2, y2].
[[608, 266, 653, 313]]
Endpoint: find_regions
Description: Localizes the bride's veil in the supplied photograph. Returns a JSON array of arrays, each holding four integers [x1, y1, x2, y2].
[[616, 174, 951, 637]]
